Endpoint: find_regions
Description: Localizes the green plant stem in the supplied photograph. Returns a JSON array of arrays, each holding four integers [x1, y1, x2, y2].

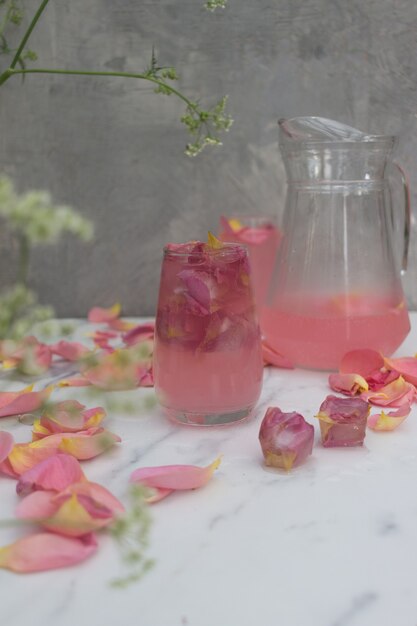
[[17, 232, 30, 286], [0, 67, 199, 111], [9, 0, 50, 68]]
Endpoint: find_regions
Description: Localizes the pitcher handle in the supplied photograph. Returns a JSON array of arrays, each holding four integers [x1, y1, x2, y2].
[[392, 162, 411, 274]]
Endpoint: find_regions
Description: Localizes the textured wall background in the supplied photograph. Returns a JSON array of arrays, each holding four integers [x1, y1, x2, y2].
[[1, 0, 417, 316]]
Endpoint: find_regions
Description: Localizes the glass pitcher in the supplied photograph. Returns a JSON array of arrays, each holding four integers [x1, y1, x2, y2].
[[261, 116, 411, 370]]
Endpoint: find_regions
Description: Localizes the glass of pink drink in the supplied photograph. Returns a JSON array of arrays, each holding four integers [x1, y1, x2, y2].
[[218, 216, 282, 312], [153, 239, 263, 426]]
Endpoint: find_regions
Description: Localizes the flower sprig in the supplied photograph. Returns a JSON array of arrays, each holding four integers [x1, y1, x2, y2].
[[0, 0, 233, 156], [205, 0, 228, 11], [0, 0, 37, 71]]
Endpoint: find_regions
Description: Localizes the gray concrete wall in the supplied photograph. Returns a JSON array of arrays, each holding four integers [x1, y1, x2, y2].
[[1, 0, 417, 316]]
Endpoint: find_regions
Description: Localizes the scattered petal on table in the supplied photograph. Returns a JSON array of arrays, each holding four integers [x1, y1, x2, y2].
[[384, 356, 417, 387], [368, 404, 412, 431], [88, 303, 121, 324], [81, 345, 153, 390], [0, 336, 52, 375], [366, 369, 400, 391], [32, 401, 106, 439], [130, 457, 221, 498], [328, 373, 368, 396], [123, 322, 155, 347], [262, 340, 294, 369], [58, 428, 121, 460], [5, 437, 61, 476], [0, 431, 14, 464], [16, 454, 85, 496], [16, 481, 124, 537], [361, 376, 415, 407], [57, 377, 92, 388], [0, 532, 98, 572], [339, 349, 384, 378], [49, 340, 90, 362], [0, 386, 52, 419]]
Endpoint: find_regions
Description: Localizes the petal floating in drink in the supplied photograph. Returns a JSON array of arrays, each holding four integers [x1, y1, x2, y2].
[[0, 532, 98, 573], [339, 349, 384, 378], [361, 376, 415, 407], [328, 373, 368, 396], [129, 457, 222, 503], [16, 454, 86, 496], [384, 356, 417, 387], [368, 404, 412, 432], [315, 395, 369, 447], [259, 407, 314, 470]]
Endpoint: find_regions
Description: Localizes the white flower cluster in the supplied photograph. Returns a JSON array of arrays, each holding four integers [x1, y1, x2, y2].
[[0, 175, 94, 245]]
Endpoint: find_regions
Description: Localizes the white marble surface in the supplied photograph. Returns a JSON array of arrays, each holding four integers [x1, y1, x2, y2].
[[2, 316, 417, 626]]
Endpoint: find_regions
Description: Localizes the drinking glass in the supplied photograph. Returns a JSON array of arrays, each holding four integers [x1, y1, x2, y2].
[[153, 241, 263, 426]]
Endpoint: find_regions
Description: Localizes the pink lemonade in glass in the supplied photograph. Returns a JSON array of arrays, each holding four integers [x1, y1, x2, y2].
[[261, 291, 410, 371], [153, 239, 263, 426], [218, 217, 282, 311]]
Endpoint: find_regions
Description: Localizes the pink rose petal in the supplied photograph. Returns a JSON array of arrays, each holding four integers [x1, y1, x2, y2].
[[262, 341, 294, 369], [339, 349, 384, 378], [384, 356, 417, 387], [0, 386, 51, 419], [58, 428, 121, 460], [32, 401, 106, 438], [58, 377, 92, 388], [49, 340, 90, 362], [123, 322, 155, 347], [368, 404, 412, 431], [328, 373, 368, 396], [130, 457, 221, 500], [0, 431, 14, 463], [88, 303, 121, 324], [0, 532, 98, 573], [16, 481, 124, 537], [361, 376, 415, 407], [16, 454, 86, 496]]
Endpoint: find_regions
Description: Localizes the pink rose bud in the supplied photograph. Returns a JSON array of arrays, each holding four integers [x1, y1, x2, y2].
[[315, 395, 370, 448], [259, 407, 314, 471]]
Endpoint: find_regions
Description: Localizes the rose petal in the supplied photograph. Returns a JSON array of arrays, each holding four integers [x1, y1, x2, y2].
[[0, 386, 51, 419], [130, 457, 221, 493], [0, 431, 14, 463], [0, 337, 52, 375], [58, 377, 92, 388], [361, 376, 415, 407], [367, 369, 400, 391], [0, 532, 98, 573], [49, 340, 90, 362], [16, 454, 85, 496], [384, 356, 417, 387], [144, 488, 174, 504], [88, 303, 121, 324], [32, 401, 106, 438], [58, 428, 121, 460], [368, 404, 412, 431], [262, 340, 294, 369], [339, 349, 384, 378], [17, 481, 124, 537], [123, 322, 155, 347], [328, 373, 368, 396]]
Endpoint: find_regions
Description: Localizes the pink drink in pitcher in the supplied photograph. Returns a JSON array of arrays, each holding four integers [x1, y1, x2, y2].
[[218, 217, 282, 311], [153, 238, 263, 426], [261, 291, 410, 371]]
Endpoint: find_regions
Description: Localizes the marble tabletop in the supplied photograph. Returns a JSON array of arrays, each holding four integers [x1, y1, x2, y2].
[[1, 315, 417, 626]]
